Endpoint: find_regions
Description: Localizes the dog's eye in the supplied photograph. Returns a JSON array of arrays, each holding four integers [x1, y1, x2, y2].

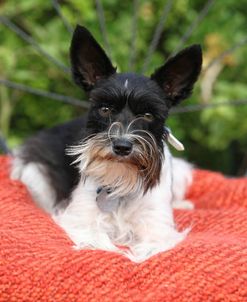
[[99, 107, 111, 117], [143, 113, 154, 121]]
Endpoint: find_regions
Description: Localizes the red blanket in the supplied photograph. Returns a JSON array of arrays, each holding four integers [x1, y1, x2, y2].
[[0, 156, 247, 302]]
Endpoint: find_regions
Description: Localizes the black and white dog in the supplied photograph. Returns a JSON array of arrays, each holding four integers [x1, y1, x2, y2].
[[11, 26, 202, 262]]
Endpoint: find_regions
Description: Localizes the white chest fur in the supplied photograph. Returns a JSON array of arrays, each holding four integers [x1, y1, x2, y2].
[[53, 145, 189, 262]]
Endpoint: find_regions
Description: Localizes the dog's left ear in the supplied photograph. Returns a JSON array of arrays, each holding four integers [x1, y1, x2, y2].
[[151, 45, 202, 106], [70, 25, 116, 91]]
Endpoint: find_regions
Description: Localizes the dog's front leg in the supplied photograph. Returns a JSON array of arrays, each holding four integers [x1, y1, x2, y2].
[[128, 191, 187, 262], [127, 162, 188, 262], [53, 178, 120, 253]]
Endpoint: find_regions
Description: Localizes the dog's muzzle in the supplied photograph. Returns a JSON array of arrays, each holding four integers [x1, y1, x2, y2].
[[112, 138, 133, 156]]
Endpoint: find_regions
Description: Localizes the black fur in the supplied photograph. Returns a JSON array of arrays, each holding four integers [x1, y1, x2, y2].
[[18, 25, 202, 205], [151, 44, 202, 105]]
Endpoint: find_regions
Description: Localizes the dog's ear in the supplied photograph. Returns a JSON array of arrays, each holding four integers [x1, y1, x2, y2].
[[70, 25, 116, 91], [151, 45, 202, 106]]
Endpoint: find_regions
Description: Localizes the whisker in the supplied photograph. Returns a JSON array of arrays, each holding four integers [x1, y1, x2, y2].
[[66, 133, 110, 165], [108, 122, 123, 140], [129, 134, 155, 156], [129, 135, 159, 181], [131, 129, 157, 146], [126, 116, 147, 133]]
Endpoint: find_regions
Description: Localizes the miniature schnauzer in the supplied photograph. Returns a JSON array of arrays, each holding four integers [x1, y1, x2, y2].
[[11, 25, 202, 262]]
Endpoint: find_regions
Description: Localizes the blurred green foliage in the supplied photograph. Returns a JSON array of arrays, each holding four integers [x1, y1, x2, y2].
[[0, 0, 247, 175]]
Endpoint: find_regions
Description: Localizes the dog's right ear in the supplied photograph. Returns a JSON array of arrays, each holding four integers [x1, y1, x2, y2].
[[70, 25, 116, 91]]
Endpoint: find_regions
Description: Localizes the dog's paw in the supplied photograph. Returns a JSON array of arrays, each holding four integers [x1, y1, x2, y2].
[[126, 243, 172, 262], [71, 231, 120, 253], [172, 199, 194, 210], [126, 228, 189, 262]]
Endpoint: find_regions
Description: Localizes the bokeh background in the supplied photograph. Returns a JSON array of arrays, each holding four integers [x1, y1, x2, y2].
[[0, 0, 247, 175]]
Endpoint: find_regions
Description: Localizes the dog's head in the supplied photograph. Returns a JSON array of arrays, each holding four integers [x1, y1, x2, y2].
[[69, 25, 202, 197]]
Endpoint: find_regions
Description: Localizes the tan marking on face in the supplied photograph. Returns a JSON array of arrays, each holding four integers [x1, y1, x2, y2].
[[69, 131, 162, 194], [86, 160, 139, 196]]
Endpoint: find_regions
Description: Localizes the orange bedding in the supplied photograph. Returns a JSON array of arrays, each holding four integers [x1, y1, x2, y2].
[[0, 155, 247, 302]]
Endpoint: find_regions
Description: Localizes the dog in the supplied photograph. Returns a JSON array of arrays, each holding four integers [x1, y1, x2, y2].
[[11, 25, 202, 262]]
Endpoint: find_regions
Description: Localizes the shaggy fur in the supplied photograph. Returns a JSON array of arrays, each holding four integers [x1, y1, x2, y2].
[[11, 25, 202, 262]]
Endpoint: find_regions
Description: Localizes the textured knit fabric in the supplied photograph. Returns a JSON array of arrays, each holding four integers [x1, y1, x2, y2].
[[0, 155, 247, 302]]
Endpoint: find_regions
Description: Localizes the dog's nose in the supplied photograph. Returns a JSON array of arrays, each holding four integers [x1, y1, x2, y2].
[[113, 139, 133, 156]]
